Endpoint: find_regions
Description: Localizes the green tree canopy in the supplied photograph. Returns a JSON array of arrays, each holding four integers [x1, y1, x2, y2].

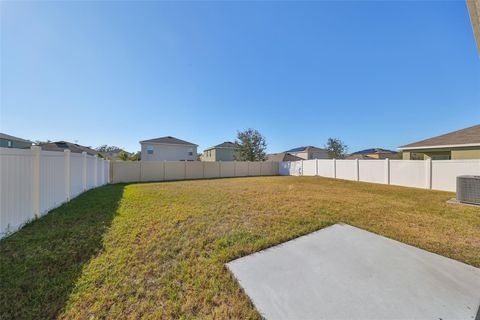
[[325, 137, 348, 159], [234, 128, 267, 161]]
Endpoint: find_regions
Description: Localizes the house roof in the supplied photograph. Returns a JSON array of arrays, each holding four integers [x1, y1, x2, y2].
[[467, 0, 480, 54], [267, 152, 303, 162], [399, 124, 480, 150], [350, 148, 397, 155], [39, 141, 99, 155], [140, 136, 197, 146], [204, 141, 238, 151], [0, 133, 32, 144], [286, 146, 327, 153]]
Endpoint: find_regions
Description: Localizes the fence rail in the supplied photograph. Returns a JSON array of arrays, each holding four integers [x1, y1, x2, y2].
[[0, 147, 110, 238], [279, 158, 480, 192], [110, 160, 279, 183]]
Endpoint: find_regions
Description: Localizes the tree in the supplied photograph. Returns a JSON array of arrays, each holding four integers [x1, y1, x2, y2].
[[325, 138, 348, 159], [96, 145, 121, 153], [118, 151, 129, 161], [234, 128, 267, 161], [129, 151, 141, 161]]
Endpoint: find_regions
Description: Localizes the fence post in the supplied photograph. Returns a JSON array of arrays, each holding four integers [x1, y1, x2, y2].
[[425, 159, 432, 189], [101, 159, 105, 185], [93, 155, 98, 187], [184, 160, 187, 180], [82, 152, 87, 191], [233, 161, 236, 177], [300, 160, 304, 176], [107, 160, 111, 183], [218, 161, 221, 178], [247, 161, 250, 176], [355, 159, 360, 181], [385, 158, 390, 185], [333, 158, 336, 178], [316, 159, 319, 176], [202, 161, 205, 179], [31, 146, 41, 219], [64, 149, 71, 201], [163, 160, 166, 181]]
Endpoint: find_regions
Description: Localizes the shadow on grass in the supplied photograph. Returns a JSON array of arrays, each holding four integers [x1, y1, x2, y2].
[[0, 184, 125, 320]]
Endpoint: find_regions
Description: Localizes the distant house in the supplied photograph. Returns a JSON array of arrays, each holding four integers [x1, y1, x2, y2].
[[39, 141, 99, 156], [286, 146, 329, 160], [346, 148, 398, 160], [266, 152, 303, 162], [399, 124, 480, 160], [202, 141, 238, 162], [140, 136, 197, 161], [0, 133, 32, 149]]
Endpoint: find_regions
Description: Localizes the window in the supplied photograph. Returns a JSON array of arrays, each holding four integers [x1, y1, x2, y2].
[[7, 140, 12, 147], [188, 148, 193, 156], [147, 145, 154, 155]]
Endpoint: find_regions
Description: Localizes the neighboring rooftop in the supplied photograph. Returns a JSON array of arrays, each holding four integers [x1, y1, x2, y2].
[[140, 136, 197, 146], [399, 124, 480, 150], [350, 148, 397, 155], [204, 141, 238, 151], [39, 141, 99, 156], [267, 152, 303, 162], [286, 146, 327, 153], [0, 133, 32, 144]]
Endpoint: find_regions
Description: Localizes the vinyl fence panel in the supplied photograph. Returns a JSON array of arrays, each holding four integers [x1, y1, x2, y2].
[[358, 160, 387, 184], [390, 160, 426, 189], [317, 160, 335, 178], [0, 148, 34, 236], [1, 147, 109, 238], [186, 161, 204, 180], [141, 161, 164, 182], [164, 162, 185, 181], [302, 160, 317, 176], [40, 151, 66, 215], [335, 160, 357, 181], [235, 162, 249, 177], [70, 153, 84, 197], [220, 162, 235, 178], [432, 160, 480, 192]]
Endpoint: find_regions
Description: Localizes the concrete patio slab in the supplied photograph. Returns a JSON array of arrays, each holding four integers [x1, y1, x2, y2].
[[226, 224, 480, 320]]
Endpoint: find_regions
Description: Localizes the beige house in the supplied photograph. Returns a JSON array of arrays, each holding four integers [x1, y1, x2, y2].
[[399, 124, 480, 160], [286, 146, 329, 160], [202, 142, 238, 161], [140, 136, 197, 161]]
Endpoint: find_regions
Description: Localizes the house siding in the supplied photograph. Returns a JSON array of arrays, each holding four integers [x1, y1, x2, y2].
[[0, 138, 31, 149], [402, 147, 480, 160], [141, 143, 197, 161]]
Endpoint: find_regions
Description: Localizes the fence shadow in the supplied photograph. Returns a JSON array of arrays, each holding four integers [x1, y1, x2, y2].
[[0, 184, 125, 319]]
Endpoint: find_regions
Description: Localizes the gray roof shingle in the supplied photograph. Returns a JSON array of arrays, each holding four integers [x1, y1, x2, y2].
[[400, 124, 480, 149], [140, 136, 197, 146]]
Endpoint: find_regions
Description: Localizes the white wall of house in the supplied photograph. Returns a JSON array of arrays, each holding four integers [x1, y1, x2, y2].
[[141, 143, 197, 161]]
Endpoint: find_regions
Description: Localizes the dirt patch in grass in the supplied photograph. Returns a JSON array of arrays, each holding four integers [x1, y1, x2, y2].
[[1, 177, 479, 319]]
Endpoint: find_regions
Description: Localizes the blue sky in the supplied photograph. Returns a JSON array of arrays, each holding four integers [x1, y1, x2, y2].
[[1, 1, 479, 154]]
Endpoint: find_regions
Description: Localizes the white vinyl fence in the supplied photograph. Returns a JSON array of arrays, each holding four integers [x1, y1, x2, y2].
[[0, 146, 110, 238], [111, 160, 279, 183], [280, 159, 480, 192]]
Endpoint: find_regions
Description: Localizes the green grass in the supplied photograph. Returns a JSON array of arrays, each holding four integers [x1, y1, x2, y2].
[[1, 176, 479, 319]]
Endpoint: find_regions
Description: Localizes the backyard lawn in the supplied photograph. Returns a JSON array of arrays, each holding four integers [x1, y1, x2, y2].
[[1, 176, 479, 319]]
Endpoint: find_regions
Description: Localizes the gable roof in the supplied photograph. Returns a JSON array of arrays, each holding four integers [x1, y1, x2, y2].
[[140, 136, 197, 146], [39, 141, 99, 156], [204, 141, 238, 151], [350, 148, 397, 155], [0, 133, 32, 144], [286, 146, 327, 153], [399, 124, 480, 150], [267, 152, 303, 162]]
